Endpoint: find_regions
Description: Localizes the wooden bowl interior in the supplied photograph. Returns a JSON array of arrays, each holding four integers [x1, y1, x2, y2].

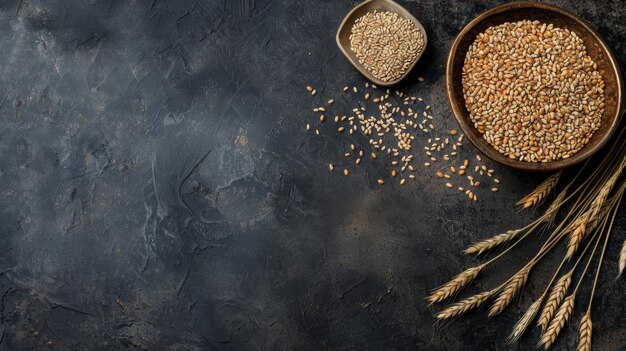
[[448, 4, 623, 171], [337, 0, 427, 87]]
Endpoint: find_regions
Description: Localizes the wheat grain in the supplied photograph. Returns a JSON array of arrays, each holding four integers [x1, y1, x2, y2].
[[577, 312, 592, 351], [435, 290, 494, 320], [427, 265, 484, 304], [539, 294, 575, 349], [349, 11, 425, 82], [517, 171, 562, 208], [489, 266, 530, 317], [508, 295, 544, 343], [463, 21, 605, 162], [538, 272, 572, 331], [464, 229, 521, 255]]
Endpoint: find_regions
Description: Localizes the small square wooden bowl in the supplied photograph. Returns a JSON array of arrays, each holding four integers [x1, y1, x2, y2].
[[336, 0, 427, 87], [447, 2, 624, 172]]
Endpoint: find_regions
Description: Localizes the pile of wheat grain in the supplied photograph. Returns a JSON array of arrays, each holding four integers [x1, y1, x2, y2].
[[349, 11, 425, 82], [462, 20, 605, 163]]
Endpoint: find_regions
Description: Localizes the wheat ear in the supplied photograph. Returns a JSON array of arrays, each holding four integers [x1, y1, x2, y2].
[[563, 199, 609, 237], [488, 266, 530, 317], [567, 171, 621, 258], [566, 213, 590, 260], [538, 294, 575, 349], [427, 265, 484, 304], [586, 200, 613, 233], [435, 290, 494, 320], [577, 312, 592, 351], [543, 187, 568, 224], [508, 295, 544, 343], [619, 240, 626, 279], [464, 229, 521, 255], [538, 271, 572, 331], [566, 195, 616, 260], [586, 171, 619, 219], [517, 171, 561, 208]]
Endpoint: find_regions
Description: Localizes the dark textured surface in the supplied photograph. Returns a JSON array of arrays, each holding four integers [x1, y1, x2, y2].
[[0, 0, 624, 350]]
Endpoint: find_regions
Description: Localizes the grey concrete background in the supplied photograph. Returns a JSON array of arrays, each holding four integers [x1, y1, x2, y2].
[[0, 0, 624, 350]]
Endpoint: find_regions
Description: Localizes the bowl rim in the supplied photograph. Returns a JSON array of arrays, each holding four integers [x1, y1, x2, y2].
[[336, 0, 428, 87], [446, 1, 624, 172]]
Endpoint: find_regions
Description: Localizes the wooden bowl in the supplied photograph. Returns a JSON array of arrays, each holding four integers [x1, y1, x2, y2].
[[336, 0, 427, 87], [447, 2, 624, 172]]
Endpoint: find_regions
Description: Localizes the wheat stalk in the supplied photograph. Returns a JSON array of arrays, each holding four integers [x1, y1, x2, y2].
[[429, 126, 626, 347], [427, 265, 484, 304], [464, 230, 521, 255], [538, 271, 572, 331], [489, 266, 530, 317], [619, 240, 626, 279], [538, 294, 575, 349], [517, 171, 562, 208], [574, 194, 621, 351], [508, 295, 544, 343], [435, 290, 494, 320], [577, 312, 592, 351]]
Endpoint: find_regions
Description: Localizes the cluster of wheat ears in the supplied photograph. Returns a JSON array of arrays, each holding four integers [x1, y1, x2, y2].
[[428, 126, 626, 350]]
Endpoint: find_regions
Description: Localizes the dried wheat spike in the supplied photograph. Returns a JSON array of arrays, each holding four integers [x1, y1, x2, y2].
[[517, 171, 561, 208], [586, 201, 612, 233], [566, 198, 614, 260], [464, 230, 520, 255], [435, 290, 494, 320], [489, 266, 530, 317], [538, 272, 572, 331], [618, 240, 626, 279], [566, 210, 593, 260], [427, 265, 484, 304], [588, 179, 613, 217], [543, 188, 568, 224], [577, 312, 592, 351], [539, 294, 575, 349], [508, 295, 544, 343], [585, 171, 619, 221]]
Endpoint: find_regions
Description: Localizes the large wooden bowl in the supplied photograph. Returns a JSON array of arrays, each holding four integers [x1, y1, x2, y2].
[[447, 2, 624, 172]]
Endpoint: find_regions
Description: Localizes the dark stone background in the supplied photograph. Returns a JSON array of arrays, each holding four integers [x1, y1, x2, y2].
[[0, 0, 624, 350]]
